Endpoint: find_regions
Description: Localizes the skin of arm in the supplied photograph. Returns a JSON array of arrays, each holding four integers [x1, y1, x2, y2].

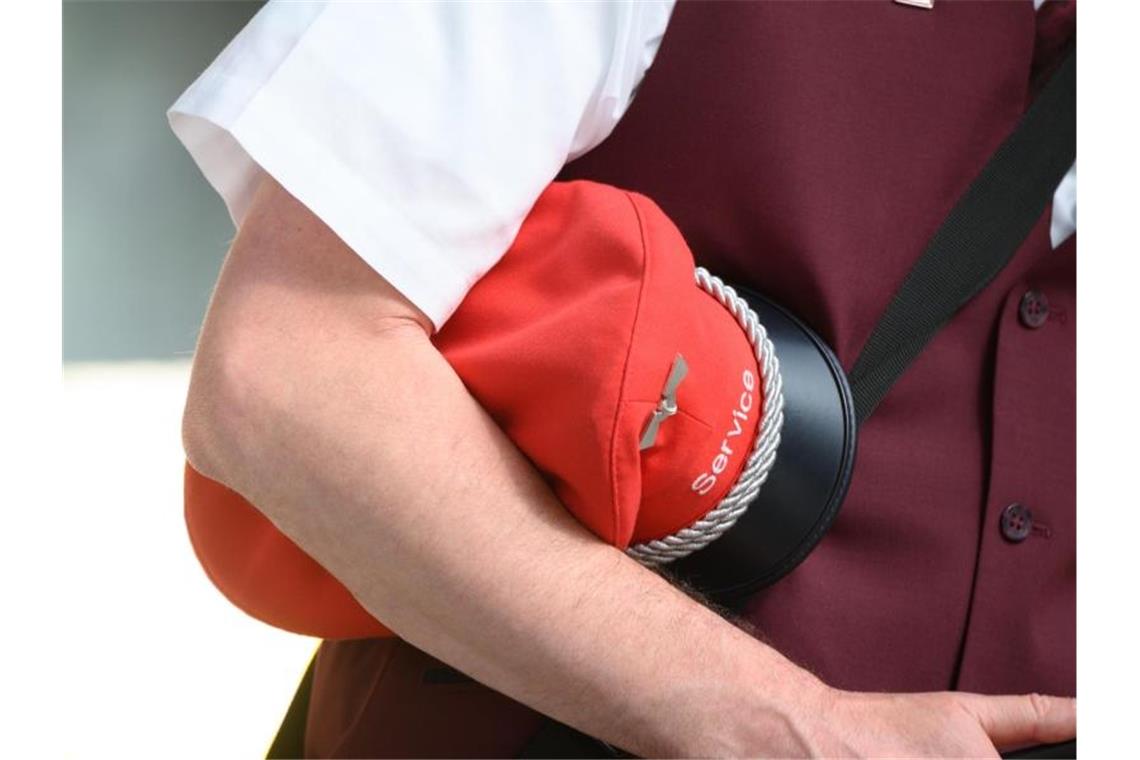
[[182, 177, 1075, 757]]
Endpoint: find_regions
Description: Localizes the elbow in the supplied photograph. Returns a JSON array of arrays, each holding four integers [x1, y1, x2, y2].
[[181, 324, 268, 491], [182, 309, 432, 492], [181, 173, 438, 490]]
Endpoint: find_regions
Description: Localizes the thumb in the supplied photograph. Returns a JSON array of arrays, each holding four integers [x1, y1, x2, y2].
[[958, 693, 1076, 751]]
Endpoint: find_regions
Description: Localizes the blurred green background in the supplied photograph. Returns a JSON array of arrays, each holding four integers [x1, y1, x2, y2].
[[63, 0, 261, 362]]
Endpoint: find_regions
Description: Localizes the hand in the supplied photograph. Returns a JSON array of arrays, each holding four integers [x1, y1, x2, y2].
[[795, 687, 1077, 758]]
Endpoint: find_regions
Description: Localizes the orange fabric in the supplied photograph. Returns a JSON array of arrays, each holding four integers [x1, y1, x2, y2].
[[183, 181, 763, 639], [184, 464, 388, 638]]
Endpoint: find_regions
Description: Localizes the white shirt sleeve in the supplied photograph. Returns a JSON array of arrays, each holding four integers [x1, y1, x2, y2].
[[168, 0, 674, 329], [1050, 162, 1075, 248]]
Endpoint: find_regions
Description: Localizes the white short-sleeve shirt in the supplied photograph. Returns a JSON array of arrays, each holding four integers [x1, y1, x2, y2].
[[169, 0, 1073, 330], [168, 0, 674, 329]]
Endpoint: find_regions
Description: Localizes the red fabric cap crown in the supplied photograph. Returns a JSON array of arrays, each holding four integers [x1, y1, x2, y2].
[[184, 181, 764, 639]]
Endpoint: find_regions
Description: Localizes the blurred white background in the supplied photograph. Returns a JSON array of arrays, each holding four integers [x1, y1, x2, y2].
[[53, 2, 318, 757], [56, 361, 316, 758]]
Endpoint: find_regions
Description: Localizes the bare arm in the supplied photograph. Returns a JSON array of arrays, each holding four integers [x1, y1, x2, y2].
[[183, 177, 1075, 757]]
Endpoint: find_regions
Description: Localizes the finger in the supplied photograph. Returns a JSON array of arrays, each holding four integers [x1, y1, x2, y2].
[[958, 693, 1076, 750]]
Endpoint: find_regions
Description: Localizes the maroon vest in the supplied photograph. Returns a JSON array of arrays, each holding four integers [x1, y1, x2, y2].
[[304, 4, 1075, 755], [559, 0, 1075, 696]]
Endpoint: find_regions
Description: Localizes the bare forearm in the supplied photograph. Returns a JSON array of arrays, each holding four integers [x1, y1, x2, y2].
[[182, 179, 820, 757], [218, 330, 816, 753], [184, 178, 1075, 758]]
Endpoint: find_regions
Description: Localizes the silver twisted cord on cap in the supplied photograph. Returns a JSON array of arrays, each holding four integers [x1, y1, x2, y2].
[[626, 267, 785, 566]]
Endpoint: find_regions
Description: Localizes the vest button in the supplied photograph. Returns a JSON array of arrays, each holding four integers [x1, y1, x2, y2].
[[1000, 502, 1033, 542], [1019, 289, 1050, 328]]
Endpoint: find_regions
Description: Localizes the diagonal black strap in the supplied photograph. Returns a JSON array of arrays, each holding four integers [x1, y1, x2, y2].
[[848, 49, 1075, 424]]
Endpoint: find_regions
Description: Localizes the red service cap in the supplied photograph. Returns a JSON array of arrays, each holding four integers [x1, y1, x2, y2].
[[184, 180, 782, 639]]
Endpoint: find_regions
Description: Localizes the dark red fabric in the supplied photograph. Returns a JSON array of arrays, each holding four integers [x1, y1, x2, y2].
[[306, 2, 1075, 755], [1030, 1, 1076, 98], [305, 638, 543, 758]]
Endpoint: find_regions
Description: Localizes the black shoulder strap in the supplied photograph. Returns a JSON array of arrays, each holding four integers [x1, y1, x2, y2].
[[848, 49, 1075, 424]]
